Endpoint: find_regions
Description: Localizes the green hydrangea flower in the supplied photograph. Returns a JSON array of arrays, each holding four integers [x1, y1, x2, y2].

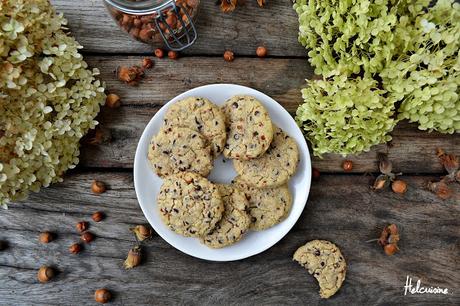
[[296, 76, 397, 157], [0, 0, 106, 207], [381, 0, 460, 133], [293, 0, 430, 77]]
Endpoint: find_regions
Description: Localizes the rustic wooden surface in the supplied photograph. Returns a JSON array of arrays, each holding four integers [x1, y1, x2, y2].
[[1, 0, 459, 305]]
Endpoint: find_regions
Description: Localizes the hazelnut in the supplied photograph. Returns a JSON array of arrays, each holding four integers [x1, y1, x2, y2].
[[76, 221, 88, 233], [139, 28, 152, 41], [186, 0, 199, 8], [391, 180, 407, 194], [142, 58, 154, 69], [81, 232, 95, 244], [37, 266, 54, 283], [69, 243, 82, 254], [92, 211, 105, 222], [130, 225, 153, 241], [105, 94, 121, 108], [312, 167, 320, 180], [256, 46, 267, 57], [165, 14, 177, 28], [121, 14, 132, 27], [342, 160, 353, 172], [39, 232, 53, 244], [383, 243, 398, 256], [154, 48, 164, 58], [91, 180, 106, 194], [223, 50, 234, 62], [168, 50, 178, 60], [124, 246, 142, 269], [94, 288, 112, 304], [133, 18, 142, 27]]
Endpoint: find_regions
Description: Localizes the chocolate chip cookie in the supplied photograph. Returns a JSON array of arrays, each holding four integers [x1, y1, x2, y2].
[[293, 240, 347, 299], [232, 176, 292, 231], [234, 126, 299, 188], [147, 126, 213, 177], [163, 97, 226, 156], [157, 172, 224, 237], [221, 95, 273, 160], [201, 184, 250, 248]]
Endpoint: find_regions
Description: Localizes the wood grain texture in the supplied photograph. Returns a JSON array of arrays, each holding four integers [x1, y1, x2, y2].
[[0, 171, 458, 305], [77, 56, 460, 173], [51, 0, 306, 56]]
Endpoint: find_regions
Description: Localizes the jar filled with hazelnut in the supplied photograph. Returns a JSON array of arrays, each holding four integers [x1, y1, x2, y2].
[[103, 0, 199, 51]]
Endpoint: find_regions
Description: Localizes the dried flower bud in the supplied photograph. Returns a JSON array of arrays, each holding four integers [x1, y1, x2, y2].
[[440, 154, 459, 175], [142, 58, 154, 69], [39, 232, 54, 244], [117, 66, 138, 83], [38, 266, 54, 283], [436, 147, 445, 158], [94, 288, 112, 304], [427, 181, 452, 200], [378, 153, 392, 175], [130, 225, 153, 241], [391, 180, 407, 194], [220, 0, 237, 13], [378, 224, 399, 246], [377, 224, 400, 255], [84, 127, 112, 145], [257, 0, 266, 7], [76, 221, 88, 233], [124, 246, 142, 269], [105, 94, 121, 108], [91, 180, 106, 194], [372, 175, 389, 190]]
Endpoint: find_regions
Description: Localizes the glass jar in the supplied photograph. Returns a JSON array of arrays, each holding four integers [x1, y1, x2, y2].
[[103, 0, 199, 51]]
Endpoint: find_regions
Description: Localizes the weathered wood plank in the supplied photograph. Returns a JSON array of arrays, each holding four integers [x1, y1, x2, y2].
[[77, 56, 460, 173], [0, 172, 458, 305], [51, 0, 305, 56]]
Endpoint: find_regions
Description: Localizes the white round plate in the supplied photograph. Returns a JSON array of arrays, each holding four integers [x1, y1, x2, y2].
[[134, 84, 311, 261]]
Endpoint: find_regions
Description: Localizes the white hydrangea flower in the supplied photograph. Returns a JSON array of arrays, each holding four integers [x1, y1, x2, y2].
[[0, 0, 106, 207]]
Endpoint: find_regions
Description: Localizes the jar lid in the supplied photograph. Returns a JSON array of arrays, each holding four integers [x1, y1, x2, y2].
[[104, 0, 174, 15]]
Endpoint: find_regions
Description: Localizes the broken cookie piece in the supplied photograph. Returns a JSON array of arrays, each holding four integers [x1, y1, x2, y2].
[[293, 240, 347, 299]]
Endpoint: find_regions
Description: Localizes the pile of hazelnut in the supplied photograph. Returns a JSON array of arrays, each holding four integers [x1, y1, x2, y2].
[[30, 180, 155, 304], [110, 0, 199, 44]]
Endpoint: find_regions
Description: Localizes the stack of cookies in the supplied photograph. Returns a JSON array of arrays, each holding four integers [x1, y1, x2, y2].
[[148, 95, 299, 248]]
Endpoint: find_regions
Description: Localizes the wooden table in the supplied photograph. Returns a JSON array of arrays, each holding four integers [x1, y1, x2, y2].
[[1, 1, 459, 305]]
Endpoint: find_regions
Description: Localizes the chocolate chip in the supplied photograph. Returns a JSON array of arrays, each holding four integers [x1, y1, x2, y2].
[[254, 110, 260, 116], [232, 102, 238, 108], [251, 217, 257, 222], [314, 250, 320, 256], [321, 262, 325, 266], [253, 131, 259, 137], [173, 208, 179, 213]]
